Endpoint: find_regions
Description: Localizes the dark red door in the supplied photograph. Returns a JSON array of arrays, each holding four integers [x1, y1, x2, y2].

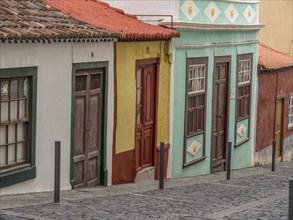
[[73, 69, 103, 188], [211, 62, 229, 171], [135, 63, 156, 172]]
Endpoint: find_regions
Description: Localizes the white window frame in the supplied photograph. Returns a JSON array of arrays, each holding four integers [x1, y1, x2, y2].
[[188, 64, 206, 94], [238, 59, 251, 85]]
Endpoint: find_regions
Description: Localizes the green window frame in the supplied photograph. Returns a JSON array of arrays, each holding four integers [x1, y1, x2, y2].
[[0, 67, 37, 188]]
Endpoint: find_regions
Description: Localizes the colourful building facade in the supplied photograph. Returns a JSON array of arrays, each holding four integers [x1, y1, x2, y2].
[[45, 0, 179, 185], [169, 0, 263, 177], [103, 0, 263, 178], [255, 44, 293, 164]]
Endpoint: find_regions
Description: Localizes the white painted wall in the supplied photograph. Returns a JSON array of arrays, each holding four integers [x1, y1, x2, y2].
[[101, 0, 179, 20], [0, 41, 114, 195]]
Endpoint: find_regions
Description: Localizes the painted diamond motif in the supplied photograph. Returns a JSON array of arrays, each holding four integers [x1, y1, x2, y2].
[[187, 140, 202, 157], [224, 4, 239, 23], [243, 5, 256, 23], [237, 124, 247, 137], [204, 1, 220, 23], [180, 0, 200, 21]]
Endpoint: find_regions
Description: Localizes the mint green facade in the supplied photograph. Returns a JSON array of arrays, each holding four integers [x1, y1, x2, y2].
[[171, 0, 261, 178]]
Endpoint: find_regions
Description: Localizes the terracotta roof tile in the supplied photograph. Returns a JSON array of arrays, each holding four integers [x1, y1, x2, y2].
[[0, 0, 118, 41], [259, 43, 293, 70], [44, 0, 180, 41]]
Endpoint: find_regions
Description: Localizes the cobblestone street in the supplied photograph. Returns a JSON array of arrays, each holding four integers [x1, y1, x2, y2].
[[0, 161, 292, 220]]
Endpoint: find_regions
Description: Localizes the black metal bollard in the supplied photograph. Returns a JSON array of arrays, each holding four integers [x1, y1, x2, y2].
[[289, 178, 293, 220], [226, 142, 232, 180], [159, 142, 164, 190], [272, 140, 276, 172], [54, 141, 61, 203]]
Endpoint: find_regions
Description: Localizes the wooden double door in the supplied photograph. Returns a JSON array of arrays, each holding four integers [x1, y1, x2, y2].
[[211, 60, 229, 171], [135, 61, 157, 172], [73, 69, 103, 188]]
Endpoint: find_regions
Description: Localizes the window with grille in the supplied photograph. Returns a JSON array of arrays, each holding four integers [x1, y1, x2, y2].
[[0, 67, 37, 188], [237, 55, 252, 120], [0, 78, 29, 170], [186, 58, 207, 136], [289, 96, 293, 129]]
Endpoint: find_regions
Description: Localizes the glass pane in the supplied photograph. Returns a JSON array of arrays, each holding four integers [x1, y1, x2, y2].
[[0, 126, 6, 145], [10, 101, 18, 120], [0, 146, 6, 166], [0, 81, 9, 101], [201, 78, 205, 91], [19, 78, 28, 98], [90, 74, 101, 89], [17, 123, 24, 141], [7, 144, 15, 164], [188, 80, 193, 93], [8, 124, 15, 144], [10, 80, 18, 99], [1, 102, 9, 122], [137, 69, 142, 87], [76, 75, 87, 91], [17, 143, 25, 162], [136, 106, 141, 125], [19, 100, 26, 119]]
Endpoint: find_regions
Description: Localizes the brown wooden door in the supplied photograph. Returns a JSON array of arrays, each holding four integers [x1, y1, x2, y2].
[[211, 62, 229, 171], [73, 69, 103, 188], [135, 64, 156, 172], [274, 98, 284, 158]]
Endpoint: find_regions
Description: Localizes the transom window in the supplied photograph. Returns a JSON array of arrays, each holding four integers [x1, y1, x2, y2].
[[188, 64, 205, 94], [0, 78, 29, 170], [237, 54, 252, 120], [186, 58, 208, 136], [289, 96, 293, 129]]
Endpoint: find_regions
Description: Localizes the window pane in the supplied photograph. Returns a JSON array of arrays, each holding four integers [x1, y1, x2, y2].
[[10, 101, 18, 120], [17, 123, 24, 141], [19, 100, 26, 119], [17, 143, 25, 162], [10, 80, 18, 99], [1, 102, 9, 122], [7, 144, 15, 164], [19, 78, 28, 98], [76, 75, 87, 91], [188, 64, 206, 93], [0, 146, 6, 167], [0, 81, 9, 101], [8, 124, 15, 144], [0, 126, 6, 145], [90, 74, 101, 90], [137, 69, 142, 87]]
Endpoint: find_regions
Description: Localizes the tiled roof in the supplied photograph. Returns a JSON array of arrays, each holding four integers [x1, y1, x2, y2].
[[0, 0, 118, 42], [45, 0, 180, 41], [259, 43, 293, 71]]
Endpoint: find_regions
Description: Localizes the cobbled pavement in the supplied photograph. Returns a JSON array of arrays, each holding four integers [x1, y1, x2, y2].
[[0, 161, 292, 220]]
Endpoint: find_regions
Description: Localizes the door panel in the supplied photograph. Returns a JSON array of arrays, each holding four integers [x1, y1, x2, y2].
[[212, 62, 229, 170], [135, 63, 156, 171], [73, 69, 103, 188], [274, 99, 283, 158], [142, 128, 153, 167]]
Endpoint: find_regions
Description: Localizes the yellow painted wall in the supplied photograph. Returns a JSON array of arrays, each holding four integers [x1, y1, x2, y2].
[[259, 0, 293, 55], [115, 41, 170, 154]]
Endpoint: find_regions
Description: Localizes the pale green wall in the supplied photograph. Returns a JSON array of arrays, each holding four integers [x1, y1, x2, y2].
[[179, 0, 258, 24], [172, 30, 258, 177]]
